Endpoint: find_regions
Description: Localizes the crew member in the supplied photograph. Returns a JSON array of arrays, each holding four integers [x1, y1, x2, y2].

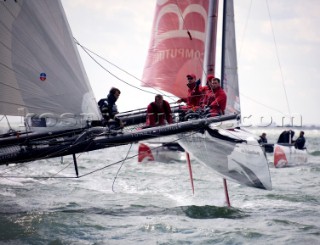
[[202, 77, 227, 117], [145, 94, 173, 127], [295, 131, 306, 149], [98, 87, 124, 129], [258, 132, 268, 144], [177, 73, 202, 110]]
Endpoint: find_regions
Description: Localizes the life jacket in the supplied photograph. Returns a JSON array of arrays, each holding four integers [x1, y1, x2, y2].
[[98, 98, 108, 111], [98, 98, 109, 120], [98, 95, 119, 120], [150, 102, 171, 123], [146, 100, 172, 126]]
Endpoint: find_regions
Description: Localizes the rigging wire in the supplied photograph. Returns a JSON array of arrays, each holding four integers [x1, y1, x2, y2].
[[0, 130, 197, 179], [49, 161, 74, 178], [240, 92, 287, 115], [176, 0, 279, 119], [265, 0, 291, 117], [111, 143, 133, 193], [4, 115, 15, 132], [74, 3, 283, 117], [74, 39, 155, 95], [238, 0, 253, 58], [235, 0, 290, 117], [74, 38, 178, 102]]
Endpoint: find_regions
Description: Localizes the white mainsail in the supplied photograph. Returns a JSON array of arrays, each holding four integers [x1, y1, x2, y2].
[[221, 0, 240, 114], [0, 0, 100, 128]]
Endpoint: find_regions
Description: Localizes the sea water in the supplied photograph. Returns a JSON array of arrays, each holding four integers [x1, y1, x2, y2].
[[0, 127, 319, 244]]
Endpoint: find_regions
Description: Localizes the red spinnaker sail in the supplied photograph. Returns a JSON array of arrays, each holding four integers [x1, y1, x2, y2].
[[142, 0, 209, 99]]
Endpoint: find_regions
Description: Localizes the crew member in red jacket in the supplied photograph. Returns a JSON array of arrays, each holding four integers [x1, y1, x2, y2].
[[145, 94, 173, 127], [177, 73, 202, 110], [199, 74, 214, 108], [202, 77, 227, 116]]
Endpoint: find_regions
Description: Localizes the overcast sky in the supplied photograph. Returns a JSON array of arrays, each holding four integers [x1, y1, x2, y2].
[[61, 0, 320, 126]]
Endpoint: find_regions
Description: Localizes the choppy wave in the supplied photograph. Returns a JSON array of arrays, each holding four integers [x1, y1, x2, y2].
[[180, 205, 246, 219], [0, 127, 319, 244], [50, 204, 246, 220], [266, 193, 319, 204], [309, 150, 320, 156]]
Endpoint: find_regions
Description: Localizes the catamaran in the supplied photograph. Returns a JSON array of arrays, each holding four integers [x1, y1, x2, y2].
[[273, 130, 307, 167], [0, 0, 272, 196]]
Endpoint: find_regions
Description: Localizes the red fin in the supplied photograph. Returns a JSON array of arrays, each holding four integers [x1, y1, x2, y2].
[[274, 145, 288, 168], [138, 143, 155, 162]]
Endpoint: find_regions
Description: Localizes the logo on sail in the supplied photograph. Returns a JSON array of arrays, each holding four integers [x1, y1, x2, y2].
[[154, 2, 207, 44], [40, 72, 47, 81], [142, 0, 209, 99], [152, 2, 208, 64]]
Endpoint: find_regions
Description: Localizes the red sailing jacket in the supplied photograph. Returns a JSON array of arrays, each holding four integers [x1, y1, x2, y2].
[[146, 100, 173, 127], [201, 87, 227, 116], [199, 85, 210, 107], [180, 83, 203, 110]]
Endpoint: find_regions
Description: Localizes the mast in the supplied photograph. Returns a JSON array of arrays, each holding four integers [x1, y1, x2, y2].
[[221, 0, 227, 89], [203, 0, 219, 78]]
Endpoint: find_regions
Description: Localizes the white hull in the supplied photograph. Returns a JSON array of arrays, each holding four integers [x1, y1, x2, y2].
[[273, 144, 308, 168], [179, 120, 272, 190]]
